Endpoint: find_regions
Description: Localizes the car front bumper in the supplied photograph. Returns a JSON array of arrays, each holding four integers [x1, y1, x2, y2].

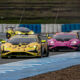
[[48, 45, 78, 50], [1, 50, 40, 57]]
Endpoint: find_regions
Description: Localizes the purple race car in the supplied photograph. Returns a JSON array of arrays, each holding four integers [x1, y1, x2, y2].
[[48, 33, 80, 51]]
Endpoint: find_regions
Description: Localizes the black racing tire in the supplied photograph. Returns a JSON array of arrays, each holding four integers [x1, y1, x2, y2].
[[45, 46, 49, 57], [6, 33, 11, 39], [11, 56, 16, 59], [41, 46, 45, 58], [52, 48, 59, 52], [7, 56, 12, 59], [77, 46, 80, 51], [1, 56, 12, 59]]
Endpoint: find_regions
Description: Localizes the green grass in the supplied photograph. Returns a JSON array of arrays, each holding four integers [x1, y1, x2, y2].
[[0, 18, 80, 24], [0, 0, 76, 2], [0, 0, 79, 24]]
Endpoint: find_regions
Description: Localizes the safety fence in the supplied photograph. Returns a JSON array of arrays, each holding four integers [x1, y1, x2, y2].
[[0, 24, 80, 33]]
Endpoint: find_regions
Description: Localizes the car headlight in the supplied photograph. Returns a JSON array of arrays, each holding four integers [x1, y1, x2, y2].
[[50, 41, 54, 44], [17, 32, 22, 34], [71, 41, 77, 44], [31, 32, 34, 34], [4, 50, 10, 51], [33, 45, 37, 48], [4, 46, 7, 48], [3, 46, 10, 51], [29, 45, 37, 48]]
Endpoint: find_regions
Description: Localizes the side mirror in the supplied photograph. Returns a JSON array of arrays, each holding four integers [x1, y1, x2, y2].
[[48, 37, 51, 39], [28, 31, 34, 34], [41, 40, 46, 43], [1, 40, 6, 44]]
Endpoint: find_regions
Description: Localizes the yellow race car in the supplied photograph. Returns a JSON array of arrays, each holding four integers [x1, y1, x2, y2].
[[6, 27, 34, 39], [1, 35, 49, 58]]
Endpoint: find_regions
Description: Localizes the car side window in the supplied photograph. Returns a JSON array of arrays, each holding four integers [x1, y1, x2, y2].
[[77, 32, 80, 39], [37, 37, 41, 43]]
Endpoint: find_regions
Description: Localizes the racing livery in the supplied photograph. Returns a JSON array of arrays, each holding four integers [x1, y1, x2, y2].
[[1, 35, 49, 58], [48, 33, 80, 51], [6, 27, 34, 39]]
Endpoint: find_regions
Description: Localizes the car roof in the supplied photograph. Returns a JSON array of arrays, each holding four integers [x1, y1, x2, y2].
[[15, 27, 31, 32], [55, 33, 76, 35], [71, 30, 80, 32], [10, 35, 38, 39]]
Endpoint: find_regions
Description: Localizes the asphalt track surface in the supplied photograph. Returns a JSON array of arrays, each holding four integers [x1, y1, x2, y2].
[[0, 51, 80, 80], [0, 51, 75, 65]]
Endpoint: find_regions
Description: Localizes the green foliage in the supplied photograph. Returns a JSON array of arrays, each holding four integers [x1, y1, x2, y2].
[[0, 0, 79, 23]]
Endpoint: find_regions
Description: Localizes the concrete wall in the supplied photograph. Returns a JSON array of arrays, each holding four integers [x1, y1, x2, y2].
[[0, 24, 62, 33], [2, 24, 80, 33], [41, 24, 62, 33], [0, 24, 19, 33]]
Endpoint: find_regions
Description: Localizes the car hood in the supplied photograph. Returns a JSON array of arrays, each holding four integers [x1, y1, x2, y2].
[[1, 42, 40, 48], [48, 38, 79, 44]]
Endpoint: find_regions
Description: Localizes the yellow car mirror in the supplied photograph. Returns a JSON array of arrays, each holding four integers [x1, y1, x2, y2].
[[15, 31, 22, 35], [48, 37, 51, 39], [28, 31, 34, 34], [41, 40, 46, 43], [1, 40, 6, 43]]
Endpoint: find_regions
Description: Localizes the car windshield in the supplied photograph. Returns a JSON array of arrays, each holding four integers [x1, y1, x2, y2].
[[15, 27, 30, 32], [53, 34, 77, 39], [48, 34, 54, 37], [8, 38, 37, 45]]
